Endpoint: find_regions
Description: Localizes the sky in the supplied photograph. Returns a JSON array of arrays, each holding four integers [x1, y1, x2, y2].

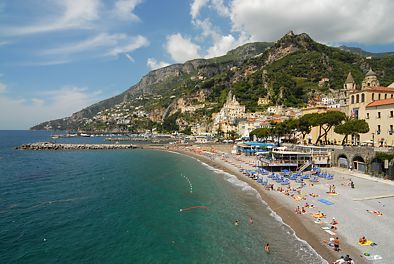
[[1, 0, 394, 129]]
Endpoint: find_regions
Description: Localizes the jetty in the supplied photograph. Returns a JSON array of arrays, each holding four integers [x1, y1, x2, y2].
[[16, 142, 141, 150]]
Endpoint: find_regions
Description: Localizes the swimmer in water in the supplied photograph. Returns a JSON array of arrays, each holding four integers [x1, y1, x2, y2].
[[234, 220, 239, 226], [249, 217, 253, 224], [264, 243, 270, 253]]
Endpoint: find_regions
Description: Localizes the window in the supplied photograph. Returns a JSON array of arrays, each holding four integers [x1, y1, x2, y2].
[[366, 113, 369, 119], [378, 112, 381, 118], [392, 94, 393, 99], [356, 94, 359, 103], [377, 125, 381, 134], [391, 111, 393, 118], [361, 93, 365, 102], [390, 125, 393, 135], [372, 93, 375, 101], [351, 95, 354, 104], [385, 94, 388, 99], [378, 94, 381, 100]]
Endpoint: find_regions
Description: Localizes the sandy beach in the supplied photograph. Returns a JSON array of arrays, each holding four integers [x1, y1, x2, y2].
[[145, 143, 394, 264]]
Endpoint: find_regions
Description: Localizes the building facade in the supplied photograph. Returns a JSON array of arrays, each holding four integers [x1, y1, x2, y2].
[[304, 69, 394, 146]]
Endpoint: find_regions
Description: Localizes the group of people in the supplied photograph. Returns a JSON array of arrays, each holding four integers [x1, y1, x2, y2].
[[294, 206, 307, 214], [328, 184, 337, 193], [359, 236, 367, 244], [333, 254, 355, 264]]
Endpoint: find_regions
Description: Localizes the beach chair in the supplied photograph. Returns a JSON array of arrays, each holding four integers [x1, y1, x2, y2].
[[290, 174, 298, 180], [325, 174, 334, 180], [281, 179, 290, 185], [310, 176, 319, 183]]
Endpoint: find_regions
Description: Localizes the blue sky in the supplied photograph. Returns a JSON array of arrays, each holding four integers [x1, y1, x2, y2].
[[1, 0, 394, 129]]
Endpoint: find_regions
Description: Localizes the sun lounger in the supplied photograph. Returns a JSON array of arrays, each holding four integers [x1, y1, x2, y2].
[[325, 230, 336, 235], [364, 255, 382, 261], [318, 199, 334, 205]]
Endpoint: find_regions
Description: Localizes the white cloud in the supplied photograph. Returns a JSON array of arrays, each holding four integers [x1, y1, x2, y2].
[[192, 18, 252, 58], [41, 33, 149, 59], [107, 35, 149, 56], [147, 58, 169, 70], [0, 86, 103, 129], [210, 0, 230, 17], [43, 33, 127, 55], [165, 33, 201, 63], [190, 0, 209, 19], [0, 82, 6, 93], [206, 33, 250, 58], [1, 0, 101, 35], [125, 54, 135, 62], [229, 0, 394, 44], [113, 0, 143, 21], [31, 98, 45, 106]]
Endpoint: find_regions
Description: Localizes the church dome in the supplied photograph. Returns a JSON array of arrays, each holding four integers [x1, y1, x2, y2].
[[366, 68, 376, 77]]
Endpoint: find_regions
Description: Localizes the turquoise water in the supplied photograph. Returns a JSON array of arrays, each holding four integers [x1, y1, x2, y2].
[[0, 131, 325, 263]]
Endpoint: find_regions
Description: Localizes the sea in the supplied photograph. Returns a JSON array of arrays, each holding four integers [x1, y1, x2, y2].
[[0, 131, 326, 263]]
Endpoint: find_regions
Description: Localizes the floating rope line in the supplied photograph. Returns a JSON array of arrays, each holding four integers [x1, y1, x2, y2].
[[182, 173, 193, 193]]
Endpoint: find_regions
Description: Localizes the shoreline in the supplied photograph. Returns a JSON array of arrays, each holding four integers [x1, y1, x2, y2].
[[144, 144, 367, 264]]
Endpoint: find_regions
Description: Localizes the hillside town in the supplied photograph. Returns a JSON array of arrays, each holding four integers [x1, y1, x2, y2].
[[80, 69, 394, 150]]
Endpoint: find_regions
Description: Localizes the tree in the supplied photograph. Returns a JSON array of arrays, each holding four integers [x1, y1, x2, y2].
[[250, 127, 271, 141], [275, 119, 297, 142], [226, 130, 238, 140], [334, 119, 369, 145], [313, 111, 346, 144], [297, 114, 314, 140]]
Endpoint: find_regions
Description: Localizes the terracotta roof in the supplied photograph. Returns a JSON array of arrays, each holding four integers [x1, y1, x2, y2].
[[363, 87, 394, 93], [366, 98, 394, 107]]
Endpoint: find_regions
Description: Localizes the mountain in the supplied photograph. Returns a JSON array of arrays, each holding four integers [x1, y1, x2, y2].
[[339, 45, 394, 58], [31, 32, 394, 132]]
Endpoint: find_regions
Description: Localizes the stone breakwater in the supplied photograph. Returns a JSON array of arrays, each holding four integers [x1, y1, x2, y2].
[[16, 142, 141, 150]]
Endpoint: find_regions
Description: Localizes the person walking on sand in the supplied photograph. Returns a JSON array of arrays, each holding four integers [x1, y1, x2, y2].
[[264, 243, 270, 253], [333, 237, 340, 251]]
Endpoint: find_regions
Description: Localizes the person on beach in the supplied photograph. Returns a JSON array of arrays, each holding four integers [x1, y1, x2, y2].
[[344, 255, 354, 264], [333, 237, 340, 251], [359, 236, 367, 244], [332, 185, 336, 193], [330, 217, 338, 226], [350, 179, 355, 189], [333, 256, 345, 264], [264, 243, 270, 253]]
